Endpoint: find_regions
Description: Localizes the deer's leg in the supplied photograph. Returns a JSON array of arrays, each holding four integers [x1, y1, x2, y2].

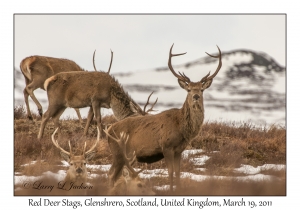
[[74, 108, 83, 124], [174, 152, 182, 190], [92, 102, 103, 138], [23, 87, 33, 120], [83, 107, 94, 136], [163, 149, 175, 192], [25, 80, 43, 117], [52, 107, 67, 139], [38, 106, 57, 140], [38, 112, 50, 140]]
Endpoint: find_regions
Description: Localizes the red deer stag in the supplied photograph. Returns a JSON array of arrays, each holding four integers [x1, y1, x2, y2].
[[105, 44, 222, 191], [20, 56, 85, 121], [51, 127, 100, 184], [37, 70, 157, 139], [103, 128, 155, 195], [20, 50, 113, 122]]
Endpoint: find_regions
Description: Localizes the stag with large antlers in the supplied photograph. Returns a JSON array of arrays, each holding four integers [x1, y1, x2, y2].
[[37, 67, 157, 139], [105, 44, 222, 191], [19, 55, 86, 122], [51, 127, 100, 184], [104, 129, 155, 195]]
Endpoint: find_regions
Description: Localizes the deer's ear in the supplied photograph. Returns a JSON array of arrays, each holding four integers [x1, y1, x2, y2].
[[202, 79, 213, 90], [85, 151, 96, 161], [60, 152, 70, 162], [178, 79, 189, 90]]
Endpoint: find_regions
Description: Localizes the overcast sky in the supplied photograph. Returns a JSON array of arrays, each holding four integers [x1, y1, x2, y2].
[[14, 14, 285, 73]]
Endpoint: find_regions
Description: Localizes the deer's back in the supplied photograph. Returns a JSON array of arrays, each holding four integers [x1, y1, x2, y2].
[[45, 71, 115, 108], [109, 108, 187, 163], [20, 56, 83, 86], [45, 56, 83, 74]]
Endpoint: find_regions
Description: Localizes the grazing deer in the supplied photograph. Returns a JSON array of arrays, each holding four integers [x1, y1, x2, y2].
[[105, 44, 222, 191], [20, 55, 84, 121], [37, 69, 157, 139], [104, 129, 155, 195], [51, 127, 100, 184]]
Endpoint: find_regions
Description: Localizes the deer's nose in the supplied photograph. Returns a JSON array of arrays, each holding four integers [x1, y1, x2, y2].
[[193, 94, 200, 101], [76, 168, 83, 174]]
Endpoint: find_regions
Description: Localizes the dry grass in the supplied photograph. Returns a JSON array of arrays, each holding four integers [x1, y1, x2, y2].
[[14, 107, 286, 196]]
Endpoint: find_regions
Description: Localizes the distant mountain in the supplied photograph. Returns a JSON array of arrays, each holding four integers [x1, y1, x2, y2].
[[14, 49, 286, 127]]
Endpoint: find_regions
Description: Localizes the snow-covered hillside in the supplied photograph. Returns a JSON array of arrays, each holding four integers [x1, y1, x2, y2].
[[14, 49, 286, 127]]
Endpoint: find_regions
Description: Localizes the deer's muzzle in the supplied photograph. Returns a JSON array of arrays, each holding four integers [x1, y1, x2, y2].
[[76, 168, 83, 174], [192, 94, 200, 101]]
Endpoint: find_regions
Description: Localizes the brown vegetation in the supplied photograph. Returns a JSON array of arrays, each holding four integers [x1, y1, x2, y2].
[[14, 106, 286, 196]]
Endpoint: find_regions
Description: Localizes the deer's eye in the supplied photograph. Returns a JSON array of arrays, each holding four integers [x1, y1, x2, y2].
[[70, 163, 73, 166], [84, 163, 86, 165]]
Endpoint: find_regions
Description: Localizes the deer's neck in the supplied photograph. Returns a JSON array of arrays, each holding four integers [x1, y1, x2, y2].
[[181, 99, 204, 140], [110, 88, 136, 120]]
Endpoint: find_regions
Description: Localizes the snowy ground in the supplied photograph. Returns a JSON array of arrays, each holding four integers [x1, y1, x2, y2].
[[14, 149, 286, 193]]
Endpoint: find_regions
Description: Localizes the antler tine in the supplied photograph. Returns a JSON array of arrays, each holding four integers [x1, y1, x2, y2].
[[93, 50, 97, 71], [107, 49, 113, 74], [146, 97, 158, 113], [200, 71, 211, 83], [178, 71, 191, 82], [68, 141, 72, 156], [204, 45, 222, 81], [143, 91, 158, 113], [105, 128, 141, 177], [103, 126, 119, 142], [143, 91, 154, 113], [85, 127, 100, 155], [51, 127, 70, 156], [128, 151, 144, 176], [82, 142, 87, 155], [168, 44, 189, 83], [129, 151, 137, 165]]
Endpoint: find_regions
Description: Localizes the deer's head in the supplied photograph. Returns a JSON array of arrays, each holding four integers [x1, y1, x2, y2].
[[51, 127, 100, 182], [104, 128, 155, 195], [112, 166, 155, 195], [168, 44, 222, 111]]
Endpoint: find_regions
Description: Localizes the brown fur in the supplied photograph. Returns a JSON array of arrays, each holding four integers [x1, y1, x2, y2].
[[38, 71, 149, 139], [107, 45, 222, 191], [19, 55, 83, 121], [51, 127, 99, 184], [108, 167, 155, 195], [104, 130, 155, 195]]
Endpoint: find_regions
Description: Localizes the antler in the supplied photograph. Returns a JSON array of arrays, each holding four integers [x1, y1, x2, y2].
[[51, 127, 71, 156], [200, 45, 222, 82], [93, 50, 97, 71], [168, 44, 190, 83], [83, 127, 100, 156], [92, 49, 114, 73], [103, 127, 143, 176], [107, 49, 113, 74], [143, 91, 158, 114]]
